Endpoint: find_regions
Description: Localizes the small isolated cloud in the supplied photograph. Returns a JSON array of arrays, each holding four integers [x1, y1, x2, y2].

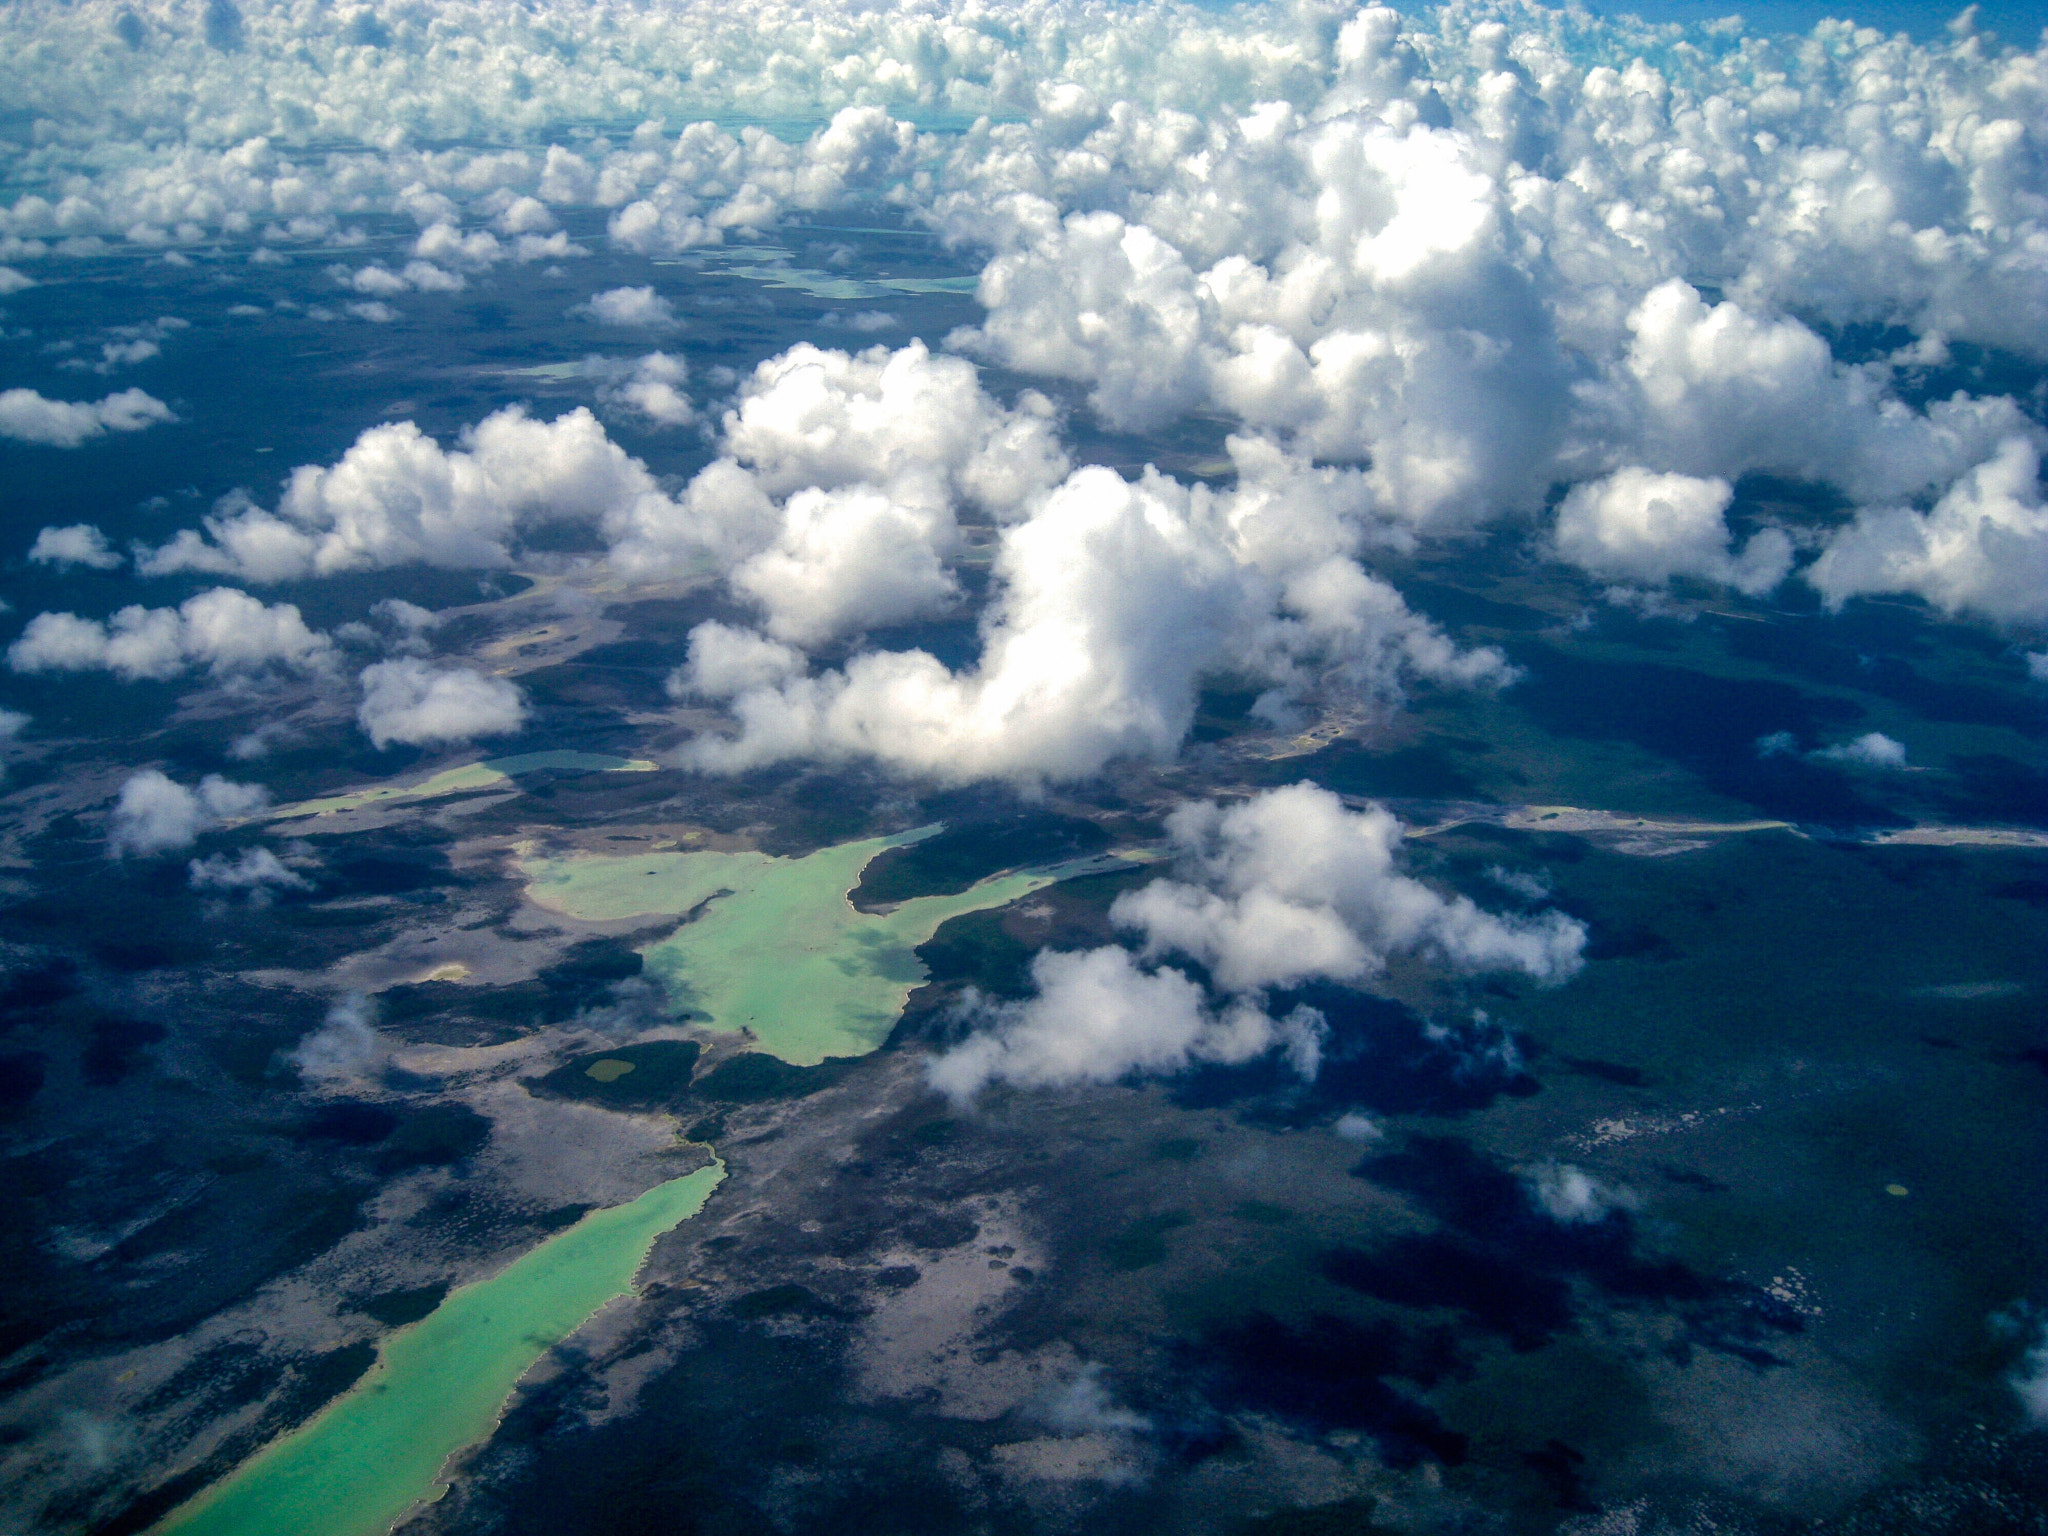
[[1525, 1163, 1636, 1225], [107, 769, 268, 857], [1034, 1364, 1150, 1437], [188, 845, 311, 902], [28, 524, 121, 570], [575, 285, 679, 331], [8, 588, 333, 682], [1334, 1111, 1383, 1143], [1113, 784, 1588, 993], [0, 267, 34, 295], [593, 351, 694, 426], [2028, 653, 2048, 685], [290, 992, 385, 1082], [356, 658, 526, 748], [1813, 732, 1907, 770], [346, 300, 398, 324], [821, 309, 899, 333], [927, 947, 1327, 1105], [1760, 730, 1908, 770], [227, 721, 296, 759], [1554, 468, 1791, 597], [1485, 865, 1551, 902], [1756, 731, 1800, 759], [0, 387, 173, 447]]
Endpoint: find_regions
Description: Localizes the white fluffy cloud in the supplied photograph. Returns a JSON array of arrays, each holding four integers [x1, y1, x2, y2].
[[188, 844, 311, 898], [1806, 437, 2048, 625], [7, 2, 2042, 671], [141, 407, 673, 582], [28, 523, 123, 570], [1554, 468, 1791, 596], [929, 783, 1583, 1100], [8, 588, 333, 681], [609, 340, 1072, 644], [1113, 783, 1586, 991], [927, 946, 1328, 1104], [356, 658, 526, 748], [681, 442, 1509, 785], [592, 351, 695, 427], [290, 993, 386, 1082], [575, 285, 679, 330], [720, 341, 1067, 517], [1525, 1163, 1636, 1225], [732, 485, 961, 645], [0, 387, 172, 447], [106, 769, 268, 857], [1813, 732, 1908, 770]]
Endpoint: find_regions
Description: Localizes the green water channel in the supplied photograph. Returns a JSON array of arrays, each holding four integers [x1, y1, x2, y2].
[[153, 830, 1054, 1535], [264, 751, 657, 822], [154, 1165, 723, 1536], [523, 827, 1058, 1064]]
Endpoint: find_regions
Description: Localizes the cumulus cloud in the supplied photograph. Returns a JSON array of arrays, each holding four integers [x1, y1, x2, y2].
[[929, 783, 1583, 1101], [356, 658, 526, 748], [1033, 1364, 1150, 1437], [1813, 732, 1908, 770], [668, 621, 806, 700], [8, 588, 333, 681], [141, 407, 674, 582], [188, 845, 311, 900], [1554, 469, 1790, 596], [1806, 438, 2048, 626], [732, 485, 961, 644], [610, 340, 1072, 639], [107, 770, 268, 857], [1525, 1162, 1636, 1225], [927, 947, 1327, 1104], [575, 285, 679, 330], [28, 524, 122, 570], [1113, 784, 1587, 991], [289, 992, 386, 1082], [682, 445, 1510, 785], [592, 351, 694, 427], [1, 0, 2041, 676], [719, 341, 1066, 517], [0, 387, 173, 447]]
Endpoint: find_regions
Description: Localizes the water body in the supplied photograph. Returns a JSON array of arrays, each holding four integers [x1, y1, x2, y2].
[[523, 827, 1059, 1064], [265, 751, 657, 822], [153, 830, 1053, 1534], [154, 1165, 724, 1536]]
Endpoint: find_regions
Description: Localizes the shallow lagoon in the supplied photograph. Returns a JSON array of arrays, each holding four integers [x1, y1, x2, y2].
[[522, 827, 1061, 1064], [154, 1165, 724, 1536]]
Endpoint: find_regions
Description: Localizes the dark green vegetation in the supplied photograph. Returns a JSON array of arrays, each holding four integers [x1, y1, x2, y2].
[[527, 1039, 854, 1116], [352, 1284, 449, 1328], [850, 813, 1108, 908], [527, 1041, 703, 1109]]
